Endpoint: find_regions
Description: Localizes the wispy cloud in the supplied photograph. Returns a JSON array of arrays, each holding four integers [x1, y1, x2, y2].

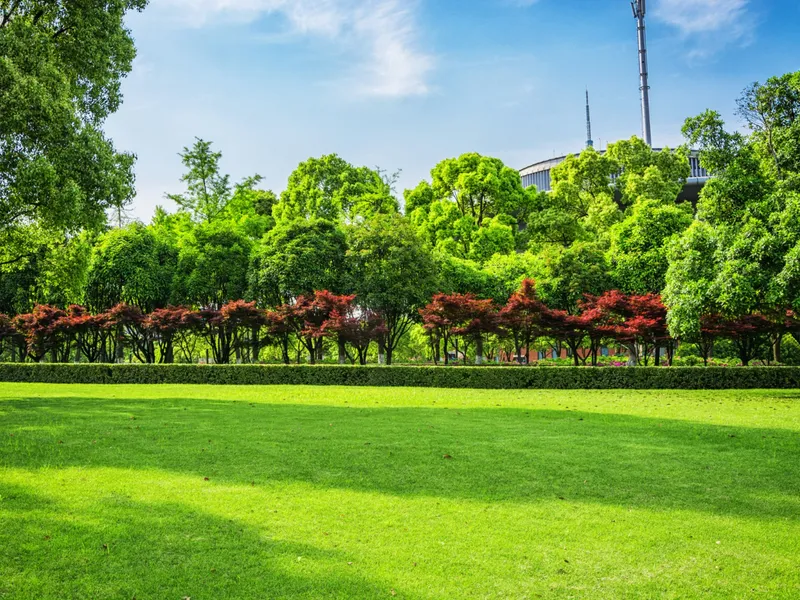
[[654, 0, 752, 57], [157, 0, 434, 97]]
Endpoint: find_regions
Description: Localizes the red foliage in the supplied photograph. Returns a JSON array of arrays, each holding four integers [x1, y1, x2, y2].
[[144, 306, 202, 363], [62, 305, 106, 363], [590, 292, 671, 365], [702, 313, 774, 366], [420, 293, 500, 364], [264, 304, 298, 364], [102, 303, 155, 363], [292, 291, 356, 364], [539, 309, 592, 366], [323, 308, 387, 365], [12, 305, 69, 362], [500, 279, 545, 362]]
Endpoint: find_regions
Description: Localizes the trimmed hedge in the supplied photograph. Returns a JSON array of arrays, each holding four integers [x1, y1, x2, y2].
[[0, 363, 799, 389]]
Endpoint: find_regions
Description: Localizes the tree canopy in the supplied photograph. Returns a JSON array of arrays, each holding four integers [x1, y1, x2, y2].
[[0, 0, 145, 269]]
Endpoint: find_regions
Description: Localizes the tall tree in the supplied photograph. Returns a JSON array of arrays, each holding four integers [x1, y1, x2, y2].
[[430, 153, 528, 227], [171, 223, 251, 309], [249, 219, 349, 307], [0, 0, 145, 268], [346, 213, 437, 365], [408, 154, 532, 260], [273, 155, 398, 223], [609, 200, 693, 294], [85, 223, 176, 313], [667, 73, 800, 360], [166, 138, 232, 223]]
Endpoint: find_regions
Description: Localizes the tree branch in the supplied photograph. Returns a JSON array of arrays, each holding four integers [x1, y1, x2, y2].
[[53, 25, 72, 39], [0, 0, 22, 28]]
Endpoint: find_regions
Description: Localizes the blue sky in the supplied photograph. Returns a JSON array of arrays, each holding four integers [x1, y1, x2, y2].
[[106, 0, 800, 220]]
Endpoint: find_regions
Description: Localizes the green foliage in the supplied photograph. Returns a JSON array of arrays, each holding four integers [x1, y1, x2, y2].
[[346, 213, 437, 363], [249, 219, 348, 306], [736, 71, 800, 182], [0, 233, 91, 313], [468, 216, 516, 263], [663, 221, 720, 341], [223, 176, 277, 239], [666, 73, 800, 338], [606, 137, 691, 204], [435, 253, 497, 300], [609, 200, 693, 294], [403, 180, 435, 214], [532, 243, 611, 312], [166, 138, 232, 223], [273, 155, 398, 223], [85, 223, 176, 312], [409, 153, 530, 262], [0, 0, 145, 268], [430, 153, 529, 227], [480, 252, 542, 304], [1, 363, 799, 388], [172, 223, 252, 308]]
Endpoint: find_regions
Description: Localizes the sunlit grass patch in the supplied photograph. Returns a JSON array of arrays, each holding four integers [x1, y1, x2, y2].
[[1, 384, 799, 599]]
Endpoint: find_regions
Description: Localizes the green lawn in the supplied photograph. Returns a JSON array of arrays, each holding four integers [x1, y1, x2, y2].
[[0, 385, 798, 599]]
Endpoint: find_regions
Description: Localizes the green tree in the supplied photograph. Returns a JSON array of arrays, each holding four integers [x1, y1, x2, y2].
[[346, 213, 437, 365], [222, 176, 277, 240], [532, 243, 611, 314], [607, 137, 691, 205], [430, 153, 528, 227], [529, 141, 690, 249], [0, 0, 145, 269], [663, 221, 720, 342], [468, 216, 516, 263], [0, 233, 91, 313], [665, 73, 800, 360], [273, 155, 398, 223], [85, 223, 176, 312], [171, 223, 252, 308], [407, 153, 532, 262], [435, 253, 498, 300], [609, 200, 693, 294], [481, 252, 542, 304], [528, 147, 619, 247], [167, 139, 232, 223], [736, 71, 800, 181], [248, 219, 348, 307]]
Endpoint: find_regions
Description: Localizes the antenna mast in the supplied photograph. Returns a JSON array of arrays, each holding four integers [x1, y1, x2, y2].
[[585, 89, 594, 148], [631, 0, 652, 146]]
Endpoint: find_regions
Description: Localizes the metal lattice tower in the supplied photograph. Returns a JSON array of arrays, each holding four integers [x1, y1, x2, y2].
[[585, 89, 594, 148], [631, 0, 652, 146]]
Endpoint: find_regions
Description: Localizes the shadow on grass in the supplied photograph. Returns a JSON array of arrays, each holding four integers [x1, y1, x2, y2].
[[0, 481, 412, 599], [1, 395, 799, 520]]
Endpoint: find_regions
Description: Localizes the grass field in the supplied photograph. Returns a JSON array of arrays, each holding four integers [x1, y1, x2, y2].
[[1, 384, 799, 599]]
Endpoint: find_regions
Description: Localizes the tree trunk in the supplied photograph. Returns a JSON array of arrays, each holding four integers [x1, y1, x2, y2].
[[377, 336, 386, 365], [626, 343, 637, 366], [773, 333, 783, 363], [338, 339, 347, 365], [281, 338, 290, 365], [316, 339, 324, 362], [475, 337, 484, 365]]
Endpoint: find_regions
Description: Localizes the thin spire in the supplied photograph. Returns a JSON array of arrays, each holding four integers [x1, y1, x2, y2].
[[585, 88, 594, 148], [632, 0, 653, 146]]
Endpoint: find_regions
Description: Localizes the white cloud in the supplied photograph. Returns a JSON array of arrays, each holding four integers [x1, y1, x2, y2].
[[654, 0, 751, 53], [157, 0, 433, 97]]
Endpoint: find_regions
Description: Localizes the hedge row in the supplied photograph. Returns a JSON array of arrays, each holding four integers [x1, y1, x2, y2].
[[1, 363, 799, 389]]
